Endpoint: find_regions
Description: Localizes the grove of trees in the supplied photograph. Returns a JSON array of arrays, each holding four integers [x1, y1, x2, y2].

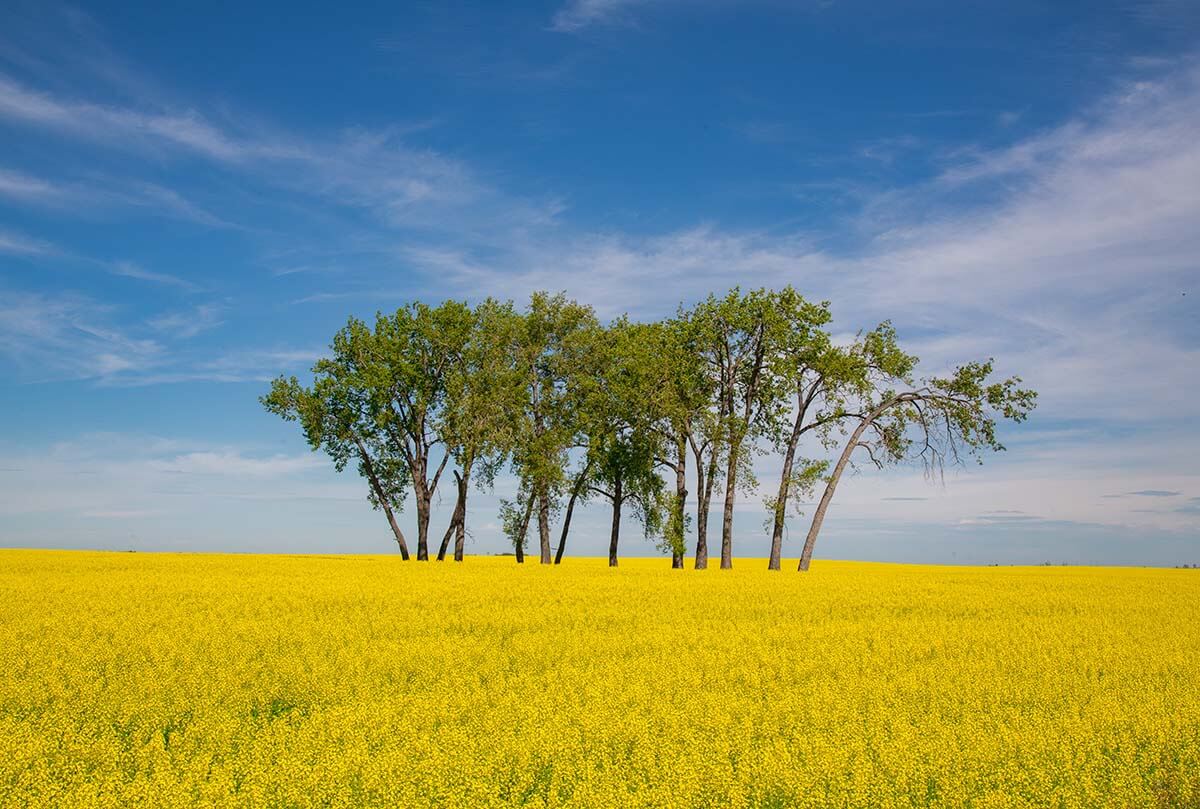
[[262, 288, 1037, 571]]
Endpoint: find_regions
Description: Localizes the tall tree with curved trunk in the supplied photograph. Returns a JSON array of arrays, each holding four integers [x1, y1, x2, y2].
[[263, 374, 413, 558], [798, 359, 1037, 571], [765, 321, 916, 570], [264, 302, 474, 561], [554, 459, 592, 564]]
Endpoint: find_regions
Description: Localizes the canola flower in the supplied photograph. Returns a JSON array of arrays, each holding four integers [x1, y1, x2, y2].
[[1, 550, 1198, 808]]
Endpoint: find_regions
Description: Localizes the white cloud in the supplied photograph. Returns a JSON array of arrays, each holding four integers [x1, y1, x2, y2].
[[150, 450, 323, 478], [402, 62, 1200, 433], [82, 509, 160, 518], [0, 74, 251, 160], [147, 304, 224, 338], [0, 434, 336, 523], [0, 73, 506, 236], [0, 290, 164, 382], [551, 0, 650, 31], [0, 226, 53, 255], [0, 165, 238, 228], [0, 167, 63, 201], [549, 0, 829, 33], [0, 291, 313, 385], [111, 260, 199, 291]]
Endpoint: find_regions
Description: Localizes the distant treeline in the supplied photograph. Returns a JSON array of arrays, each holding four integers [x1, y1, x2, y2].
[[263, 288, 1036, 571]]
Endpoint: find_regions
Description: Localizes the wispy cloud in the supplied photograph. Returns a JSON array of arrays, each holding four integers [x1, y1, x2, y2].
[[0, 165, 239, 229], [0, 226, 54, 255], [0, 166, 64, 201], [111, 260, 200, 291], [551, 0, 649, 31], [0, 72, 514, 236], [82, 509, 160, 519], [549, 0, 830, 32], [0, 433, 337, 522], [0, 290, 313, 385], [0, 289, 164, 382], [0, 74, 255, 160], [150, 450, 323, 478], [147, 304, 224, 338], [398, 61, 1200, 433], [96, 348, 325, 387]]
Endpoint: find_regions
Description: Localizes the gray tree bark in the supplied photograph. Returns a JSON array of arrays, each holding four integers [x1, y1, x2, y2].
[[437, 468, 469, 561], [354, 441, 410, 560], [672, 435, 687, 569], [691, 439, 718, 569], [383, 504, 410, 560], [720, 438, 740, 570], [769, 417, 804, 571], [608, 476, 623, 567], [799, 398, 898, 571], [554, 466, 589, 565], [515, 496, 532, 564], [537, 487, 552, 565], [415, 495, 430, 561]]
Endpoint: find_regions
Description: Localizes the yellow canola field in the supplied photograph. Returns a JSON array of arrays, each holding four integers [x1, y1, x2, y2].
[[1, 550, 1198, 808]]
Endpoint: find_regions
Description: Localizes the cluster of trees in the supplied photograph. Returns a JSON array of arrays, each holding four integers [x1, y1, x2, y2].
[[263, 288, 1036, 571]]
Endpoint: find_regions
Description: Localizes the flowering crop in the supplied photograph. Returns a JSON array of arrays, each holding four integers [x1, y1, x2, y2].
[[1, 551, 1197, 807]]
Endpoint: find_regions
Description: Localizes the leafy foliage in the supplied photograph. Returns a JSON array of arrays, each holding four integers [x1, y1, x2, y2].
[[263, 288, 1036, 569]]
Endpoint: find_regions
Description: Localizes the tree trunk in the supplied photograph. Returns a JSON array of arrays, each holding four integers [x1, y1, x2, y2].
[[554, 465, 589, 565], [799, 405, 889, 571], [437, 469, 467, 561], [515, 496, 532, 564], [691, 440, 717, 570], [354, 441, 411, 559], [720, 437, 740, 570], [608, 477, 623, 567], [436, 514, 455, 561], [769, 414, 804, 571], [415, 491, 431, 561], [694, 467, 709, 568], [537, 487, 552, 565], [382, 504, 410, 560], [453, 468, 469, 562], [671, 434, 687, 569]]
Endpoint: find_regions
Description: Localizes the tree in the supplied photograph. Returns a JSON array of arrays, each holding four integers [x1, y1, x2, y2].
[[265, 302, 473, 562], [509, 293, 600, 564], [637, 318, 707, 568], [580, 319, 669, 567], [689, 288, 808, 569], [499, 487, 534, 563], [368, 302, 474, 561], [764, 320, 911, 570], [665, 306, 723, 569], [797, 358, 1037, 571], [436, 299, 524, 562], [553, 458, 593, 564], [262, 343, 415, 558]]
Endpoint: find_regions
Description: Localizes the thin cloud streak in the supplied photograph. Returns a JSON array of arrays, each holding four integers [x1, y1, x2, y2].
[[111, 261, 200, 291]]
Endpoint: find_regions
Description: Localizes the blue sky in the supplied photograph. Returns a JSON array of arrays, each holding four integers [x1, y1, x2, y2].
[[1, 0, 1197, 564]]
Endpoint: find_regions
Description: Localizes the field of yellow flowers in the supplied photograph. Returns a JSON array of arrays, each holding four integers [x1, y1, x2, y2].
[[1, 550, 1197, 808]]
